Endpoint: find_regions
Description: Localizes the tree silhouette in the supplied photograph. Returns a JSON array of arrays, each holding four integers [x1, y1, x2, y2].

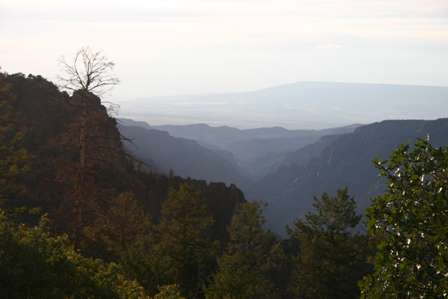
[[57, 48, 120, 244], [58, 47, 119, 96], [289, 188, 369, 299], [206, 202, 285, 299]]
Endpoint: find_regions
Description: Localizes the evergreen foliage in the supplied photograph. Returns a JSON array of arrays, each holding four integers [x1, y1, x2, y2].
[[288, 188, 370, 298], [152, 285, 186, 299], [83, 192, 152, 259], [0, 210, 146, 299], [206, 202, 286, 299], [154, 184, 218, 298], [361, 138, 448, 298], [123, 184, 219, 298], [0, 76, 29, 209]]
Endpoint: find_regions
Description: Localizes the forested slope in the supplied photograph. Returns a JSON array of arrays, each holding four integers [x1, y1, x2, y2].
[[249, 118, 448, 232], [1, 72, 245, 247]]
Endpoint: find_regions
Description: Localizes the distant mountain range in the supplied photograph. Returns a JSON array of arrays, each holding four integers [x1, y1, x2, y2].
[[118, 118, 448, 235], [119, 119, 358, 180], [153, 123, 359, 179], [118, 121, 247, 186], [120, 82, 448, 129], [247, 118, 448, 233]]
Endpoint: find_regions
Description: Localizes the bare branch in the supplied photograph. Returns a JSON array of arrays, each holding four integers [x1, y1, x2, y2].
[[57, 47, 119, 98]]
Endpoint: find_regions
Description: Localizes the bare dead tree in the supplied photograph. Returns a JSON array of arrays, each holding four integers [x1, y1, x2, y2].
[[57, 47, 119, 244], [58, 47, 119, 96]]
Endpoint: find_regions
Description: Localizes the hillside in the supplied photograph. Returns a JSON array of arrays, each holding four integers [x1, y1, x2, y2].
[[1, 72, 245, 245], [118, 124, 248, 185], [281, 134, 342, 167], [153, 122, 358, 149], [151, 122, 358, 179], [247, 118, 448, 232]]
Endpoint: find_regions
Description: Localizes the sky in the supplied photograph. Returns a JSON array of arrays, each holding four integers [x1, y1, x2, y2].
[[1, 0, 448, 102]]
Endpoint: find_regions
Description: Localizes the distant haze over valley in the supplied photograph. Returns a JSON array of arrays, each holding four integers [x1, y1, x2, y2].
[[119, 82, 448, 129], [119, 116, 448, 233], [117, 80, 448, 233]]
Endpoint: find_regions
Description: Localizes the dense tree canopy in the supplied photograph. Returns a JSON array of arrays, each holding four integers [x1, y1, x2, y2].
[[123, 184, 219, 298], [152, 284, 186, 299], [0, 76, 29, 210], [155, 184, 218, 298], [0, 209, 145, 299], [83, 192, 152, 259]]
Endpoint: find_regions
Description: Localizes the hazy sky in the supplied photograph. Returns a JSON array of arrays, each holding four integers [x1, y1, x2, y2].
[[1, 0, 448, 100]]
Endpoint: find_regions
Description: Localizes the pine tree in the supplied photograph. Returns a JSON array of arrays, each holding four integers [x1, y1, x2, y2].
[[360, 139, 448, 298], [154, 184, 218, 298], [289, 188, 369, 299], [206, 202, 285, 299], [83, 192, 152, 259]]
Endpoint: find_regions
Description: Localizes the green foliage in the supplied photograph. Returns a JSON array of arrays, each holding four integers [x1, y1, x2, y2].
[[300, 188, 362, 235], [0, 209, 146, 299], [120, 233, 161, 296], [289, 188, 369, 299], [84, 192, 152, 259], [360, 138, 448, 298], [153, 284, 185, 299], [123, 184, 218, 297], [156, 184, 218, 297], [206, 202, 285, 299], [0, 77, 29, 208], [0, 72, 252, 298]]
